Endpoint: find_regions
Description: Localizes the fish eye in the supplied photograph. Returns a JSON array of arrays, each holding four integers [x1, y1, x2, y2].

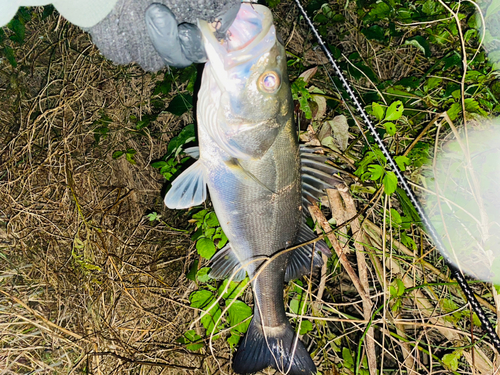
[[258, 71, 281, 93]]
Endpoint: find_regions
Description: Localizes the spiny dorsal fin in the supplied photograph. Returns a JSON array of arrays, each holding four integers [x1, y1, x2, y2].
[[301, 146, 343, 204], [163, 160, 207, 209]]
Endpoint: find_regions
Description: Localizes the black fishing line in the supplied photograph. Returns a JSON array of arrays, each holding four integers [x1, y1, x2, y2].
[[291, 0, 500, 352]]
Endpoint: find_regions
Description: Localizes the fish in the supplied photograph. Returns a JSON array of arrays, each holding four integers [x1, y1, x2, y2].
[[164, 4, 341, 374]]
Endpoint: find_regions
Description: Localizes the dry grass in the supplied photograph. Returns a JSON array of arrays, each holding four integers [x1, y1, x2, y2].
[[1, 3, 499, 375], [0, 9, 220, 375]]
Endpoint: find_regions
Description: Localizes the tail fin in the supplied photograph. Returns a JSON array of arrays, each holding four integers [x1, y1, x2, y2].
[[233, 318, 316, 375]]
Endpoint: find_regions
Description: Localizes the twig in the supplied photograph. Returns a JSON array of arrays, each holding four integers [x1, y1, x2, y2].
[[308, 201, 370, 304]]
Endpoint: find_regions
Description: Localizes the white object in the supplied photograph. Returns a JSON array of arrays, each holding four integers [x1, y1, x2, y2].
[[1, 0, 118, 28]]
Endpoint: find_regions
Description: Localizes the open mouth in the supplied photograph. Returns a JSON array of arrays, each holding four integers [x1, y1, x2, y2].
[[198, 4, 274, 70], [223, 5, 269, 52]]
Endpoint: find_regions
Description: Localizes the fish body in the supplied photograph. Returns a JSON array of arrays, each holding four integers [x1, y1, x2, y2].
[[165, 4, 338, 374]]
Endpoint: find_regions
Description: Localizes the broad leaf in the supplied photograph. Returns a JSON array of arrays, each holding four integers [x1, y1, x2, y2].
[[166, 94, 193, 116], [196, 237, 216, 259]]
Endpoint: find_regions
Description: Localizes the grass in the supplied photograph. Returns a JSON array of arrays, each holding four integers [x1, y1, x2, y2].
[[1, 1, 500, 374]]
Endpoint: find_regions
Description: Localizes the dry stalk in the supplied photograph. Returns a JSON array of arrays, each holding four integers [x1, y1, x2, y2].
[[362, 219, 495, 373]]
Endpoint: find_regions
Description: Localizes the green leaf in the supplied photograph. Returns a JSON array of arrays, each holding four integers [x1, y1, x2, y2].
[[394, 155, 409, 171], [204, 212, 220, 228], [367, 164, 385, 181], [213, 227, 228, 249], [177, 330, 203, 351], [42, 5, 55, 19], [125, 151, 136, 165], [8, 18, 25, 44], [227, 300, 252, 333], [154, 76, 172, 96], [186, 260, 199, 281], [289, 294, 308, 315], [424, 77, 442, 92], [390, 208, 402, 224], [389, 285, 397, 298], [146, 212, 160, 221], [384, 101, 404, 121], [383, 122, 396, 136], [267, 0, 282, 8], [3, 45, 17, 67], [192, 209, 208, 223], [166, 94, 193, 116], [464, 98, 487, 115], [291, 78, 313, 119], [361, 25, 385, 41], [307, 0, 328, 14], [442, 350, 462, 371], [167, 123, 196, 155], [371, 102, 385, 121], [298, 320, 313, 335], [218, 278, 250, 299], [395, 279, 405, 297], [422, 0, 438, 15], [404, 36, 431, 57], [368, 1, 391, 19], [196, 267, 211, 283], [196, 237, 216, 259], [400, 232, 416, 250], [383, 171, 398, 195], [342, 347, 354, 367], [227, 330, 241, 349], [442, 52, 461, 70], [112, 150, 125, 159], [204, 227, 216, 238], [151, 161, 167, 169], [447, 102, 461, 121], [190, 290, 214, 309], [201, 304, 222, 334]]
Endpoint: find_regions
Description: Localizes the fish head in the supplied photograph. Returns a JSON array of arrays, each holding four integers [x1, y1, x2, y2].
[[198, 4, 293, 159]]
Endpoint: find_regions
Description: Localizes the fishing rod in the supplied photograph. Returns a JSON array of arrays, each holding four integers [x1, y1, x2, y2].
[[292, 0, 500, 352]]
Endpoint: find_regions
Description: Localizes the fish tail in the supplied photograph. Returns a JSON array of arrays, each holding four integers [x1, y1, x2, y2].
[[233, 318, 316, 375]]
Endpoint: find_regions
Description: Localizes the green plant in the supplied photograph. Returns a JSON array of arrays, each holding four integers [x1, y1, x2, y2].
[[151, 124, 195, 181], [0, 7, 31, 67], [175, 209, 253, 351]]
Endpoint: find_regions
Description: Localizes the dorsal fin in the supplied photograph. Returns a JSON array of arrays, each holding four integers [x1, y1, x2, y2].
[[301, 146, 343, 206]]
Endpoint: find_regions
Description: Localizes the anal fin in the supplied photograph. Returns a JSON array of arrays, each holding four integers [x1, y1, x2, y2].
[[209, 223, 330, 284], [208, 244, 247, 281], [285, 222, 331, 282], [164, 160, 207, 209]]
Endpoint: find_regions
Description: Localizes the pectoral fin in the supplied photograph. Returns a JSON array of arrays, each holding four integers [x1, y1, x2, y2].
[[164, 160, 207, 209], [183, 146, 200, 159], [225, 158, 275, 193]]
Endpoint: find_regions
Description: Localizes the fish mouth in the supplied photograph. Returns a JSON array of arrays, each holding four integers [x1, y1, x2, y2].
[[198, 4, 275, 89]]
